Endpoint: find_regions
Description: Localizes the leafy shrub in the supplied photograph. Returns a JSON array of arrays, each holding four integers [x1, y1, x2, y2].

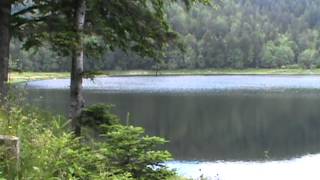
[[298, 49, 320, 69], [261, 36, 295, 68], [100, 124, 174, 180], [80, 104, 175, 179], [79, 104, 119, 136], [0, 103, 176, 179], [0, 146, 8, 178]]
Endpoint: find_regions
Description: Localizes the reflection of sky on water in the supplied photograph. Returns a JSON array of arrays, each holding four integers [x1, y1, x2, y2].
[[25, 75, 320, 93], [167, 154, 320, 180]]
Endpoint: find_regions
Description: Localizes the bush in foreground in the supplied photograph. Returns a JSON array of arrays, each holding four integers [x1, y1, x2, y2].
[[0, 104, 175, 179]]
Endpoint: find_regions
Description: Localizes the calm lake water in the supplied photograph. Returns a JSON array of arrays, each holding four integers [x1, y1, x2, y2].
[[24, 75, 320, 179]]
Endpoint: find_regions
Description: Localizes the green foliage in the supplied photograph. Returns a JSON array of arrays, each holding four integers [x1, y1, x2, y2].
[[11, 0, 320, 71], [20, 0, 212, 60], [0, 1, 311, 75], [10, 39, 70, 72], [0, 102, 175, 179], [0, 145, 11, 179], [80, 104, 175, 179], [79, 104, 119, 134], [261, 36, 295, 68], [298, 49, 320, 69], [101, 124, 174, 180], [261, 42, 277, 68]]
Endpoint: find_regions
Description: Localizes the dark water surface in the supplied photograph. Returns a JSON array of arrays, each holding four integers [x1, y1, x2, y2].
[[24, 75, 320, 179]]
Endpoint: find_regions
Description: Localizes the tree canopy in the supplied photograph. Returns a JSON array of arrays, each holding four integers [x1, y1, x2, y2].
[[14, 0, 212, 134], [10, 0, 320, 71]]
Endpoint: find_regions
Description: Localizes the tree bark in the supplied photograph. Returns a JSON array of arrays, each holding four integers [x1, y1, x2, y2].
[[70, 0, 86, 136], [0, 0, 11, 102]]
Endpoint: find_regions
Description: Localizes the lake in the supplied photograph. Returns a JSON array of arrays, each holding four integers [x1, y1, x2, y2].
[[24, 75, 320, 179]]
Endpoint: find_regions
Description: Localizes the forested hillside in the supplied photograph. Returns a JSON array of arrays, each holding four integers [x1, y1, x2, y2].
[[10, 0, 320, 71]]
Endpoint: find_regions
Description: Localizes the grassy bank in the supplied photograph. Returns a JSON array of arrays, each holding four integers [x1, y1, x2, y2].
[[9, 68, 320, 83], [109, 68, 320, 76], [9, 72, 70, 83]]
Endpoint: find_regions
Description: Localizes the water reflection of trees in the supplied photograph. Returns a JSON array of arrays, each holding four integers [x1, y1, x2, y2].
[[27, 90, 320, 161]]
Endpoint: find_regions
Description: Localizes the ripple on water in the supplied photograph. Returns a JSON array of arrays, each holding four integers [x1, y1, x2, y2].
[[25, 75, 320, 93]]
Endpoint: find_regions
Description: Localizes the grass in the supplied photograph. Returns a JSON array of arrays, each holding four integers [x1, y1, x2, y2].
[[8, 68, 320, 83], [9, 72, 70, 84]]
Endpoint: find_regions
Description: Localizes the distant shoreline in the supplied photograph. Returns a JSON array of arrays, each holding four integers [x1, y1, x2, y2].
[[9, 68, 320, 83], [108, 68, 320, 76]]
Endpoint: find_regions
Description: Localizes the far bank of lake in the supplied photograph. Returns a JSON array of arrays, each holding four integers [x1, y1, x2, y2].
[[9, 68, 320, 84]]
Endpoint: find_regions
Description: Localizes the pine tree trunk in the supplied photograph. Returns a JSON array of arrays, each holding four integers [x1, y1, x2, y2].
[[0, 0, 11, 102], [70, 0, 86, 136]]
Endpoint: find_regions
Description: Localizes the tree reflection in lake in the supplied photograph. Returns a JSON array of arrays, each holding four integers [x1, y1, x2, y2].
[[26, 88, 320, 161]]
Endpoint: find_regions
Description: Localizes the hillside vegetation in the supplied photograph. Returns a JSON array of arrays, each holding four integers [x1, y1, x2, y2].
[[10, 0, 320, 71]]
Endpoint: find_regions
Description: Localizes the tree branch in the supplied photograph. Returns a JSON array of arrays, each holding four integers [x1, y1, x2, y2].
[[12, 16, 50, 29], [12, 5, 39, 17]]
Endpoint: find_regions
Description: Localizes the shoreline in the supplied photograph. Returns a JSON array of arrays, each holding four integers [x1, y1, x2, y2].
[[9, 68, 320, 83]]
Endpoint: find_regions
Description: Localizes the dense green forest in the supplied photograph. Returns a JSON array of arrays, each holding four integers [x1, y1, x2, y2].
[[10, 0, 320, 71]]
